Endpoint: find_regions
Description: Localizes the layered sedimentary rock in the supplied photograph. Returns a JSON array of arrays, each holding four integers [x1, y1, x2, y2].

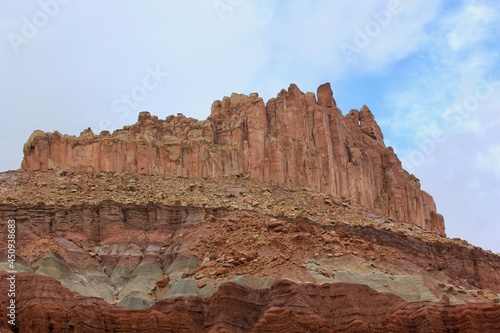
[[1, 201, 500, 296], [1, 272, 499, 333], [21, 83, 444, 234], [3, 83, 498, 332], [1, 167, 499, 332]]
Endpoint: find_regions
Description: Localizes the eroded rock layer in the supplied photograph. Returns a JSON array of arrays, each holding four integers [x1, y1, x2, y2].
[[21, 83, 444, 234], [1, 272, 499, 333], [0, 169, 499, 332]]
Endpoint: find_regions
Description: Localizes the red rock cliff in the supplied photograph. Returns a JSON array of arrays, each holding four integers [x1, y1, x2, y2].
[[21, 83, 444, 234]]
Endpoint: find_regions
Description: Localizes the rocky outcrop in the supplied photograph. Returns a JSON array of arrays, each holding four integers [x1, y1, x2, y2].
[[0, 198, 500, 293], [0, 168, 498, 331], [1, 272, 499, 333], [6, 82, 500, 332], [0, 201, 206, 244], [1, 189, 499, 305], [21, 83, 443, 233]]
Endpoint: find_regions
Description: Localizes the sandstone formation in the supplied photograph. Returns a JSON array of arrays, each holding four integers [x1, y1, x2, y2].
[[2, 83, 498, 332], [1, 169, 499, 332], [21, 83, 444, 234], [1, 271, 499, 333]]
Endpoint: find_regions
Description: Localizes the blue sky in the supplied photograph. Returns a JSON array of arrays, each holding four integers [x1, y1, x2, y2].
[[0, 0, 499, 252]]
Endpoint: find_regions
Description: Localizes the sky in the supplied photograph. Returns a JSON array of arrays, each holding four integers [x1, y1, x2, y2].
[[0, 0, 499, 253]]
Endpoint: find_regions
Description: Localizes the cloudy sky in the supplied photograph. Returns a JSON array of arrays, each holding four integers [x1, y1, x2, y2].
[[1, 0, 499, 253]]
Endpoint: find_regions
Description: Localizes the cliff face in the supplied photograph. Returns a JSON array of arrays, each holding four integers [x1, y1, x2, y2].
[[1, 168, 499, 332], [21, 83, 444, 234]]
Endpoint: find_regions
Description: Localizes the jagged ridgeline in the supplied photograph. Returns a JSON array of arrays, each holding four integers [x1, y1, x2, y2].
[[21, 83, 444, 234], [1, 83, 500, 332]]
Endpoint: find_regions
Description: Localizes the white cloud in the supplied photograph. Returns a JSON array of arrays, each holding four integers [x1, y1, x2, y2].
[[382, 0, 500, 145], [352, 0, 441, 70], [380, 0, 500, 252], [445, 1, 495, 51]]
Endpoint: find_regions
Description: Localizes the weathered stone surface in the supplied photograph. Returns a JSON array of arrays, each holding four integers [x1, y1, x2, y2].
[[20, 83, 444, 234], [1, 272, 499, 333], [4, 83, 499, 332], [1, 197, 499, 304], [0, 173, 499, 330], [156, 275, 170, 288]]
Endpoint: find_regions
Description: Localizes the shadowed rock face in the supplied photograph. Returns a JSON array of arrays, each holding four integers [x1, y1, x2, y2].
[[21, 83, 444, 234], [1, 272, 499, 333]]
